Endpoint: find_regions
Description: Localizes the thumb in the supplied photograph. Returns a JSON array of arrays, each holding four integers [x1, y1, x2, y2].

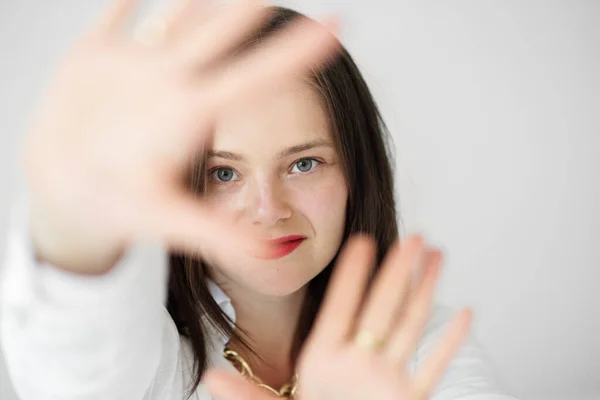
[[202, 369, 277, 400]]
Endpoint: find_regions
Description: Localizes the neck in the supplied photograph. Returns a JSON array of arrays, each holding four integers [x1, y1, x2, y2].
[[214, 278, 307, 389]]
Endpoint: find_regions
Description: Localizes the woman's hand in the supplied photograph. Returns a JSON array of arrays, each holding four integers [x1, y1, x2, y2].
[[203, 234, 472, 400], [23, 0, 339, 274]]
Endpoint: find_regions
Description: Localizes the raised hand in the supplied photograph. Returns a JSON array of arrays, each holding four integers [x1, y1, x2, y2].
[[204, 235, 472, 400], [23, 0, 339, 274]]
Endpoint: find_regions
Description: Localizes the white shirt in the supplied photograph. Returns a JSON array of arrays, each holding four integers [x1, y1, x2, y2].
[[0, 192, 519, 400]]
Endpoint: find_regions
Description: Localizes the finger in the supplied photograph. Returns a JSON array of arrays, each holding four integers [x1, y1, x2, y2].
[[206, 16, 340, 110], [354, 235, 423, 346], [310, 236, 376, 348], [203, 369, 274, 400], [384, 253, 444, 367], [412, 309, 473, 399], [160, 0, 207, 42], [408, 247, 440, 301], [165, 0, 195, 29], [95, 0, 141, 33], [137, 187, 274, 260], [175, 0, 269, 65], [133, 0, 195, 46]]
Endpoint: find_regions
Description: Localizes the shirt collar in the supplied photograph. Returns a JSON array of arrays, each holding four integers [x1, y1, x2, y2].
[[206, 279, 237, 346]]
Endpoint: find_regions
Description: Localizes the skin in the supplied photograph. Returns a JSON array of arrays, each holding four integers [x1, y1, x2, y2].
[[203, 79, 348, 386], [205, 234, 473, 400], [20, 0, 472, 397], [24, 0, 341, 275]]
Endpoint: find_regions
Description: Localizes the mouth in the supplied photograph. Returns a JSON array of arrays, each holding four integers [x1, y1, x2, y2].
[[262, 235, 307, 260]]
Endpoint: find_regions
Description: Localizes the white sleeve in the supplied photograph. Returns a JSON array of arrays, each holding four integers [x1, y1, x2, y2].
[[0, 189, 171, 400], [414, 304, 520, 400]]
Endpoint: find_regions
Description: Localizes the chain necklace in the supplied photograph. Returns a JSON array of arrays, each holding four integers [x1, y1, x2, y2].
[[223, 347, 299, 398]]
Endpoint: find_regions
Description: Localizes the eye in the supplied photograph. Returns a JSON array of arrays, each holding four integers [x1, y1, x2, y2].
[[290, 158, 321, 173], [210, 167, 239, 183]]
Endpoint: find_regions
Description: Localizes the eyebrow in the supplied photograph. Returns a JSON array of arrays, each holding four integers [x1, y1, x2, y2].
[[207, 139, 334, 162]]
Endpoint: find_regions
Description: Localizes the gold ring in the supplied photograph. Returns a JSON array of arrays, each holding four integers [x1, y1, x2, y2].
[[353, 329, 386, 352]]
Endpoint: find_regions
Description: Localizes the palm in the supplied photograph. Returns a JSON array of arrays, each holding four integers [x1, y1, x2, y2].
[[295, 236, 471, 400], [28, 37, 214, 251], [298, 347, 413, 400]]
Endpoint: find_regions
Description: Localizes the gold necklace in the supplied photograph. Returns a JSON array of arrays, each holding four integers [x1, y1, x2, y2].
[[223, 347, 299, 398]]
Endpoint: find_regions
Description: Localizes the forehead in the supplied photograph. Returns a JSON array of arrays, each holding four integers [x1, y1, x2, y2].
[[213, 78, 331, 155]]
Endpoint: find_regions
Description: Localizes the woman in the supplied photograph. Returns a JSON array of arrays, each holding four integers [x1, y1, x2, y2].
[[0, 1, 517, 399]]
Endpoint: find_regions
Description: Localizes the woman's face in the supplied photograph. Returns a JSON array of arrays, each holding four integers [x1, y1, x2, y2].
[[203, 79, 348, 297]]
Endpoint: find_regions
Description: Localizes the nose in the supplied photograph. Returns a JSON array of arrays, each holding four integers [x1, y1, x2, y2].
[[246, 178, 292, 227]]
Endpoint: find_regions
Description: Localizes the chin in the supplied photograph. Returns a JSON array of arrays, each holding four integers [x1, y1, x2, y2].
[[244, 260, 323, 297], [207, 242, 340, 298]]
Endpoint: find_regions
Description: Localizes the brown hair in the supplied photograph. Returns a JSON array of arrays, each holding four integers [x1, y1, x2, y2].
[[166, 6, 400, 398]]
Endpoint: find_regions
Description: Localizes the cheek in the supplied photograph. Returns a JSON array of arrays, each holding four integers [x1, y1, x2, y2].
[[290, 174, 348, 230]]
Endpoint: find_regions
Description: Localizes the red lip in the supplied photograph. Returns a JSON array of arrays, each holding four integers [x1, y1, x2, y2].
[[269, 235, 306, 245], [263, 235, 306, 259]]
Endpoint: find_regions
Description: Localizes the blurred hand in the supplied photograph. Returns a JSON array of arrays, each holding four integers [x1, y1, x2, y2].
[[22, 0, 339, 274], [204, 235, 472, 400]]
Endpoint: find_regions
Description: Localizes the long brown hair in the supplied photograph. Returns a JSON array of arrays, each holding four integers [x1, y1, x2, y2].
[[166, 6, 400, 398]]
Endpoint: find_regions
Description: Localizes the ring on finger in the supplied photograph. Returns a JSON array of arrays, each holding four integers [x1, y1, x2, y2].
[[353, 329, 387, 353]]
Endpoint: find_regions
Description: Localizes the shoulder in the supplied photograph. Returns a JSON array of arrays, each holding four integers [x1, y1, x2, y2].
[[149, 308, 233, 400]]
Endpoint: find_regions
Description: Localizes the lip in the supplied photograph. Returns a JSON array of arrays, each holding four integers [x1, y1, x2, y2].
[[268, 235, 307, 245], [262, 235, 307, 259]]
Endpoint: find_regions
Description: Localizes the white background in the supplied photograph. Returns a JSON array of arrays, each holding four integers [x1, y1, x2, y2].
[[0, 1, 598, 399]]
